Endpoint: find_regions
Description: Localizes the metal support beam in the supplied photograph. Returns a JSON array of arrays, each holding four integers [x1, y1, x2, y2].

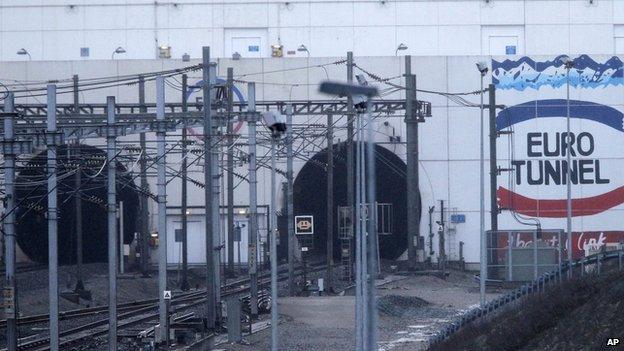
[[326, 114, 334, 293], [227, 67, 235, 275], [47, 84, 60, 351], [405, 56, 420, 267], [155, 76, 169, 344], [73, 74, 85, 292], [210, 63, 222, 318], [488, 84, 498, 232], [286, 104, 295, 296], [106, 96, 118, 351], [247, 82, 259, 317], [365, 98, 378, 351], [346, 52, 355, 266], [270, 136, 279, 351], [202, 46, 216, 328], [3, 93, 17, 351], [180, 74, 190, 291], [138, 76, 150, 277]]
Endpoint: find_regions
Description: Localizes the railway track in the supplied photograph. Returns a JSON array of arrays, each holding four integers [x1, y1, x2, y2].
[[6, 262, 327, 351]]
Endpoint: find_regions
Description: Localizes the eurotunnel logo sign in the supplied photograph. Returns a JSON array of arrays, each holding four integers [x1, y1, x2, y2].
[[295, 215, 314, 235], [496, 99, 623, 218]]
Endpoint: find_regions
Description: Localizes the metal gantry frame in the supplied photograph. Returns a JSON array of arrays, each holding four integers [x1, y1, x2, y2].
[[0, 47, 432, 351]]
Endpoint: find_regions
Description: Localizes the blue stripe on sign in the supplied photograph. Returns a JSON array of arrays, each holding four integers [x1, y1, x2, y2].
[[496, 99, 624, 132]]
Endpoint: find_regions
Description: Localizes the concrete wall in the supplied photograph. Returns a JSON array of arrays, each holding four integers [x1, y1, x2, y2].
[[2, 0, 624, 61], [3, 52, 624, 265]]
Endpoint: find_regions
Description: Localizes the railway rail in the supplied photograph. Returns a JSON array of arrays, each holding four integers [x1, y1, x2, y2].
[[4, 261, 328, 351]]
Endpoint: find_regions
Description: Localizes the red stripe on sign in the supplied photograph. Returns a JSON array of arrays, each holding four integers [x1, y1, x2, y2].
[[497, 186, 624, 218]]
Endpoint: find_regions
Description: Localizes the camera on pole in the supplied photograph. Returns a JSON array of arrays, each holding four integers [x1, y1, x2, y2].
[[262, 110, 287, 138]]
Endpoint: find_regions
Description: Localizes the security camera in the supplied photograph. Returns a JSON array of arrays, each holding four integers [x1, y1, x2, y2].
[[352, 74, 369, 111], [476, 61, 488, 76], [262, 110, 287, 138]]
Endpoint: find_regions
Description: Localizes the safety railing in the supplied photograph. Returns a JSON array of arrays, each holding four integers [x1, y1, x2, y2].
[[427, 247, 624, 348]]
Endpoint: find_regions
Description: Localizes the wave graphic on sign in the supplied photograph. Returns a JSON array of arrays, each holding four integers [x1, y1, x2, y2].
[[498, 186, 624, 218], [492, 55, 623, 90], [497, 99, 624, 218]]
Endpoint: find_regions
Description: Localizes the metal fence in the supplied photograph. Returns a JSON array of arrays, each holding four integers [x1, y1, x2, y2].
[[487, 229, 565, 281], [428, 246, 624, 348]]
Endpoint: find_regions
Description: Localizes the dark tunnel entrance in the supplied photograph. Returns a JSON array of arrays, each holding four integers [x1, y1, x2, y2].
[[278, 142, 411, 262], [15, 144, 139, 265]]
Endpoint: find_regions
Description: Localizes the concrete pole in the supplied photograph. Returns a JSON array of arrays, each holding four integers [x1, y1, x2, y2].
[[180, 74, 190, 291], [405, 55, 420, 268], [365, 98, 378, 351], [119, 201, 124, 274], [227, 67, 235, 275], [209, 63, 222, 318], [566, 66, 573, 272], [247, 82, 259, 317], [270, 137, 279, 351], [346, 52, 355, 262], [202, 46, 216, 327], [72, 75, 85, 290], [479, 74, 486, 307], [355, 113, 364, 350], [138, 76, 150, 277], [155, 76, 169, 343], [488, 84, 498, 232], [286, 104, 295, 296], [106, 96, 118, 350], [3, 93, 17, 351], [47, 84, 60, 351], [326, 114, 334, 292]]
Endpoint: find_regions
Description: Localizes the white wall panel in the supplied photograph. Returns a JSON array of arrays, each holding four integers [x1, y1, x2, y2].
[[125, 4, 156, 30], [270, 2, 311, 28], [353, 27, 396, 57], [525, 24, 570, 55], [310, 27, 354, 57], [480, 0, 525, 25], [397, 26, 439, 56], [438, 26, 481, 56], [438, 1, 480, 25], [223, 3, 269, 28], [2, 6, 43, 31], [396, 1, 438, 26], [1, 31, 43, 61], [309, 2, 353, 27], [525, 0, 571, 24], [160, 3, 212, 29], [353, 2, 395, 27], [570, 24, 613, 54], [570, 0, 612, 24], [42, 31, 85, 61], [125, 29, 157, 59], [84, 5, 126, 30], [41, 6, 84, 31]]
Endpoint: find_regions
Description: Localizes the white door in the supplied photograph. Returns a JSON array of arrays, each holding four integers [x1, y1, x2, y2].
[[224, 28, 268, 58], [489, 36, 518, 56], [232, 37, 262, 58]]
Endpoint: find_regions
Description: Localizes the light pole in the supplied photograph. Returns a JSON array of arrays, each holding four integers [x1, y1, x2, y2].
[[16, 48, 31, 60], [319, 81, 378, 350], [263, 111, 287, 351], [395, 43, 408, 56], [560, 55, 574, 273], [111, 46, 126, 59], [297, 44, 310, 58], [476, 61, 488, 307]]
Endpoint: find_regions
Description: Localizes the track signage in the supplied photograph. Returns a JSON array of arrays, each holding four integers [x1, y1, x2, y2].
[[295, 215, 314, 235], [163, 290, 172, 300]]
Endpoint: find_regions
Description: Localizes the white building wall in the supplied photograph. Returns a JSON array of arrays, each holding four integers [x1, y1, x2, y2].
[[5, 51, 623, 265], [1, 0, 623, 61]]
